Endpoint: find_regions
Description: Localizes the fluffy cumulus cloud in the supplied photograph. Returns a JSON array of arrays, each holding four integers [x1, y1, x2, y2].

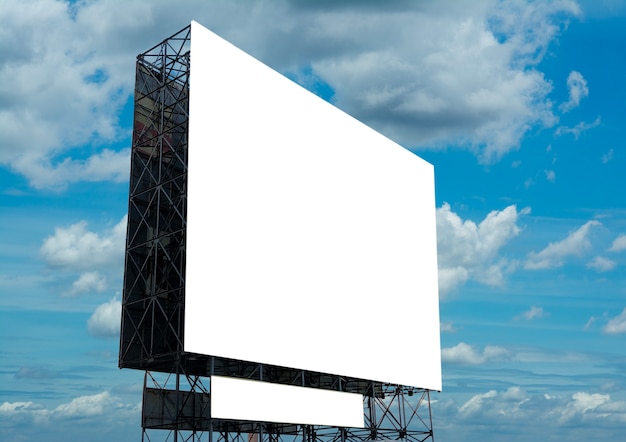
[[555, 392, 613, 424], [54, 392, 116, 418], [40, 216, 126, 270], [436, 203, 529, 295], [39, 215, 126, 298], [603, 308, 626, 334], [559, 70, 589, 113], [0, 393, 140, 442], [525, 220, 601, 269], [304, 0, 580, 162], [66, 271, 107, 296], [448, 387, 626, 426], [87, 298, 122, 338], [458, 389, 499, 417], [0, 1, 134, 189], [0, 391, 138, 423], [17, 149, 130, 190], [0, 400, 48, 425], [586, 256, 616, 273], [609, 234, 626, 252], [0, 0, 581, 190], [441, 342, 509, 365]]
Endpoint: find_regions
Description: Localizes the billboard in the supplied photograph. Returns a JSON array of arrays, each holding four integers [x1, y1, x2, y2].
[[185, 21, 441, 394]]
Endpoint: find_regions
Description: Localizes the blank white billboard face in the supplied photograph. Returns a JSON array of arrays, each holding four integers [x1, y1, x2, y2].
[[186, 21, 441, 392], [211, 376, 364, 427]]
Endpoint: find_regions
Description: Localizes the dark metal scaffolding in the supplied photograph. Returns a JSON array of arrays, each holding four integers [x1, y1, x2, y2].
[[120, 25, 190, 376], [119, 24, 435, 442], [140, 369, 433, 442]]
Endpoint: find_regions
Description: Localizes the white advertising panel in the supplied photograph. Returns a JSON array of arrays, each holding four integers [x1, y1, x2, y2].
[[186, 21, 441, 391], [211, 376, 364, 427]]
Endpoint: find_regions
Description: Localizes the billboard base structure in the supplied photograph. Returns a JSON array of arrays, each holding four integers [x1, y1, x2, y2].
[[141, 365, 434, 442], [120, 23, 437, 442]]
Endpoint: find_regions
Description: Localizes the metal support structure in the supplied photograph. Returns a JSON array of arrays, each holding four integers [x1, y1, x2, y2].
[[141, 368, 210, 442], [119, 24, 435, 442], [120, 24, 190, 376]]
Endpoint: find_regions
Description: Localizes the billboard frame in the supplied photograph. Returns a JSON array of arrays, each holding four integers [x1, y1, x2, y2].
[[119, 23, 436, 442]]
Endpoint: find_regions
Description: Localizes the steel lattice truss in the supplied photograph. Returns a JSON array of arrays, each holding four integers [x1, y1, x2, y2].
[[119, 24, 435, 442], [120, 25, 190, 374], [140, 370, 433, 442]]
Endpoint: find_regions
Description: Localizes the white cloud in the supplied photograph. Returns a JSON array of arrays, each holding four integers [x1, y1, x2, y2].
[[0, 401, 45, 415], [65, 272, 107, 297], [545, 169, 556, 182], [440, 322, 457, 333], [602, 148, 614, 164], [437, 266, 470, 295], [609, 234, 626, 252], [586, 256, 616, 273], [525, 220, 601, 269], [559, 71, 589, 113], [53, 392, 116, 418], [584, 316, 598, 330], [1, 0, 582, 189], [556, 392, 611, 424], [39, 215, 126, 298], [515, 306, 546, 321], [452, 387, 626, 426], [441, 342, 509, 365], [0, 1, 133, 189], [40, 216, 126, 270], [14, 148, 130, 191], [0, 400, 48, 426], [603, 308, 626, 334], [436, 203, 529, 295], [0, 392, 138, 424], [309, 0, 580, 163], [459, 390, 498, 416], [555, 116, 601, 139], [87, 298, 122, 338], [458, 386, 533, 419]]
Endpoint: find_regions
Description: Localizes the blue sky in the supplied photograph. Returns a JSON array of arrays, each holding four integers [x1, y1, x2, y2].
[[1, 1, 625, 441]]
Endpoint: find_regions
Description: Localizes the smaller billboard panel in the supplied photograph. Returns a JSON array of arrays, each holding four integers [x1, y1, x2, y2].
[[211, 376, 364, 427]]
